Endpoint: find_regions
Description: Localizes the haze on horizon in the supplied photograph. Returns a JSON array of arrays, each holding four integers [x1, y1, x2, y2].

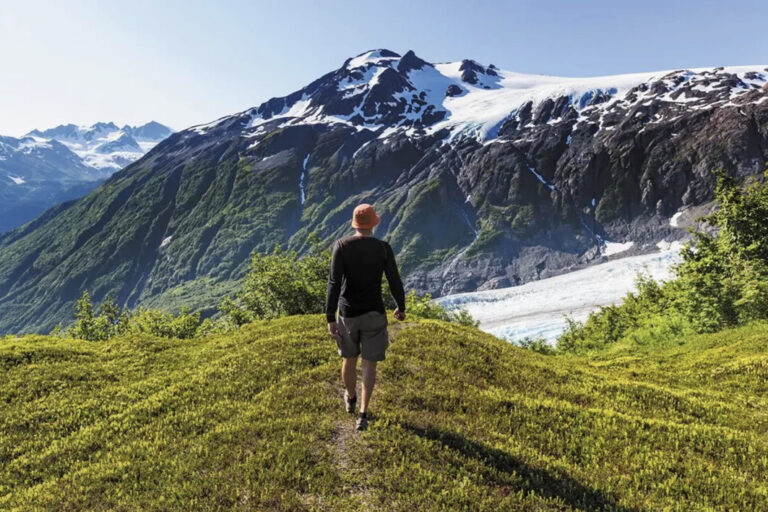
[[2, 0, 767, 137]]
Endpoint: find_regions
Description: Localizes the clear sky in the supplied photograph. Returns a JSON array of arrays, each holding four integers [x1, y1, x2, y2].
[[2, 0, 767, 136]]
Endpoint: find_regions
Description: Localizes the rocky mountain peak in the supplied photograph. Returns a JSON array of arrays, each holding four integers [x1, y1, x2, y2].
[[397, 50, 430, 73], [343, 49, 401, 70], [187, 50, 768, 150], [126, 121, 174, 141], [0, 119, 175, 232]]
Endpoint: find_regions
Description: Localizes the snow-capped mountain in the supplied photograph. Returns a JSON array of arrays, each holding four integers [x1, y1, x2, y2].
[[0, 134, 97, 233], [183, 48, 767, 293], [1, 121, 172, 232], [196, 49, 768, 144], [27, 121, 173, 171], [1, 49, 767, 333]]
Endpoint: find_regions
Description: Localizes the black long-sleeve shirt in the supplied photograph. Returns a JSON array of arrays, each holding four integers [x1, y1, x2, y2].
[[325, 236, 406, 323]]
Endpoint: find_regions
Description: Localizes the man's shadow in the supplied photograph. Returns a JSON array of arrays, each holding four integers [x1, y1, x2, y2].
[[401, 423, 642, 512]]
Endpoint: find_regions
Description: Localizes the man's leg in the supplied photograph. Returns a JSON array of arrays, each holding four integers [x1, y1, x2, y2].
[[360, 358, 377, 414], [342, 356, 358, 399]]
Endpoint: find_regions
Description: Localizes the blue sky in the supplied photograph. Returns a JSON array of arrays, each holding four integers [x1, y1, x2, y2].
[[2, 0, 767, 135]]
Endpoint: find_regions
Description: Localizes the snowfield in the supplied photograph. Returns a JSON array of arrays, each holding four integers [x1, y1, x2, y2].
[[437, 249, 682, 344]]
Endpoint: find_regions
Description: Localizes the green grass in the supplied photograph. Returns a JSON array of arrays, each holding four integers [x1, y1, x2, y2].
[[2, 318, 767, 510]]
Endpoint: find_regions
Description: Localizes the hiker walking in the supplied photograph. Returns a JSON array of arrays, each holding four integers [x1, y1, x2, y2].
[[326, 203, 406, 431]]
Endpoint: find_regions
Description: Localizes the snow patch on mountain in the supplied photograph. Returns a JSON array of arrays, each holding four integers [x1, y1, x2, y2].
[[670, 210, 685, 227], [300, 153, 309, 205], [526, 165, 555, 190], [346, 49, 399, 70], [602, 240, 635, 256]]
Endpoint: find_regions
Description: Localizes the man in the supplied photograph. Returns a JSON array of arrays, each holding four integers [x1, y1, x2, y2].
[[325, 203, 406, 431]]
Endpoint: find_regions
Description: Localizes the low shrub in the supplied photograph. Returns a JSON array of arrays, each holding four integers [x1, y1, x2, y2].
[[405, 291, 479, 327], [63, 291, 206, 341], [516, 336, 556, 355]]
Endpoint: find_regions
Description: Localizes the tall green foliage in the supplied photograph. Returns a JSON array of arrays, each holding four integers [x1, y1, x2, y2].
[[65, 291, 202, 341], [67, 292, 130, 341], [65, 234, 478, 337], [673, 171, 768, 327], [220, 235, 331, 325], [558, 170, 768, 353]]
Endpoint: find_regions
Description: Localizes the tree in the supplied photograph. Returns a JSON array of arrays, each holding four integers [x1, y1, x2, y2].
[[222, 235, 331, 325], [69, 291, 101, 341], [66, 291, 202, 340]]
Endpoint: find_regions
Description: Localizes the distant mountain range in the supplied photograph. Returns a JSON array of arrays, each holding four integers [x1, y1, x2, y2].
[[0, 121, 172, 232], [0, 49, 766, 333]]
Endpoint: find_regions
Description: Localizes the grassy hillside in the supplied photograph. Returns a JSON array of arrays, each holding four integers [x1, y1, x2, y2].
[[2, 317, 767, 511]]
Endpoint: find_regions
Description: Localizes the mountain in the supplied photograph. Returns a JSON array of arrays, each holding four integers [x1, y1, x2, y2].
[[0, 135, 102, 233], [0, 49, 767, 333], [27, 121, 173, 171], [0, 121, 172, 232], [2, 316, 767, 510]]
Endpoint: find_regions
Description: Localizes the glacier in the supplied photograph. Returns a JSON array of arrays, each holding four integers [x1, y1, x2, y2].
[[436, 249, 682, 345]]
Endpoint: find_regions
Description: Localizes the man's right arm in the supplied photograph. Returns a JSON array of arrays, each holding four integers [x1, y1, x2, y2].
[[325, 241, 343, 324]]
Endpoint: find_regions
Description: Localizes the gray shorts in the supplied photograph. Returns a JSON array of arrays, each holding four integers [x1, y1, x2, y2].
[[334, 311, 389, 361]]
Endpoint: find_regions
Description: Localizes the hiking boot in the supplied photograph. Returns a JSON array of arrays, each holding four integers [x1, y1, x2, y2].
[[344, 391, 357, 414], [355, 412, 369, 431]]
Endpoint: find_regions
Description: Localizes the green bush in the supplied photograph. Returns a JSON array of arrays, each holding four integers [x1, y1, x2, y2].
[[405, 291, 479, 327], [516, 336, 556, 355], [66, 292, 129, 341], [220, 234, 331, 325], [621, 310, 697, 348], [63, 235, 479, 338], [220, 236, 479, 329], [65, 291, 205, 341], [127, 307, 201, 339]]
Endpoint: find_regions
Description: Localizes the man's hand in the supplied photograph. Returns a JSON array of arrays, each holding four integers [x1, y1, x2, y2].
[[328, 322, 340, 337], [393, 308, 405, 321]]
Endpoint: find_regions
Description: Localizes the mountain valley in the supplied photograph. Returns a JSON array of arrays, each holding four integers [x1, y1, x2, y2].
[[0, 49, 766, 333]]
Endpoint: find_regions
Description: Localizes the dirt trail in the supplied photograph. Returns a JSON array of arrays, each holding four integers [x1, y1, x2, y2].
[[326, 322, 414, 509], [329, 394, 375, 508]]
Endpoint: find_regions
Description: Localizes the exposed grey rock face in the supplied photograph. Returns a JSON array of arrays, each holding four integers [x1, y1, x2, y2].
[[0, 49, 766, 333]]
